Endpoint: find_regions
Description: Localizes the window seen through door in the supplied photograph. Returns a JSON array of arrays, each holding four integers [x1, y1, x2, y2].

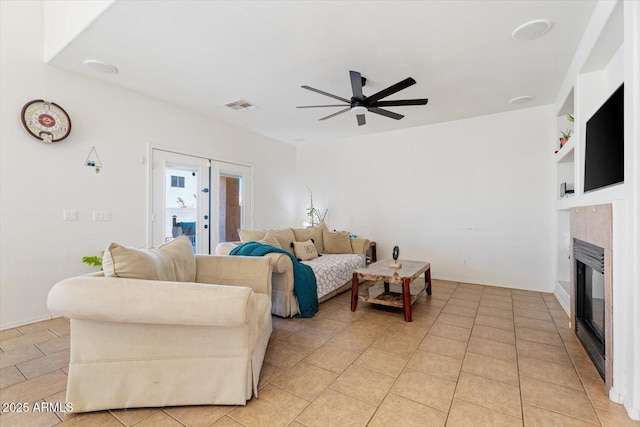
[[171, 175, 185, 188]]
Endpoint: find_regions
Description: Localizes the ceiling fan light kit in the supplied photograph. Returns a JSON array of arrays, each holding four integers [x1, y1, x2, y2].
[[350, 106, 367, 115], [297, 70, 429, 126]]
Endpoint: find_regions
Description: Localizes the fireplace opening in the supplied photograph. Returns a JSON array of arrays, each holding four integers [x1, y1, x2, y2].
[[574, 238, 605, 380]]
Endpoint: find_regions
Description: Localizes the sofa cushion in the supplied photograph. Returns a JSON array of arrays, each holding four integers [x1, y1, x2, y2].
[[102, 235, 196, 282], [292, 227, 324, 253], [268, 229, 296, 255], [239, 229, 294, 254], [238, 229, 267, 243], [322, 230, 353, 254], [292, 239, 319, 261], [258, 231, 282, 248], [303, 254, 365, 298]]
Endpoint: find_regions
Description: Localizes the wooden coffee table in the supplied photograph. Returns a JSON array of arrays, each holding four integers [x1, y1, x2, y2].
[[351, 259, 431, 322]]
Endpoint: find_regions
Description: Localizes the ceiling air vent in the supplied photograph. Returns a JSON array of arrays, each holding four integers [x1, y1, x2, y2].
[[224, 99, 259, 111]]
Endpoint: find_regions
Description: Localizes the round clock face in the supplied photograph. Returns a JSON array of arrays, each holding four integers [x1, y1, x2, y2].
[[20, 100, 71, 143]]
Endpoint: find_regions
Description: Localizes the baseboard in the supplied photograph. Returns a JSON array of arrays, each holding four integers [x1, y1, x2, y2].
[[0, 313, 54, 331], [609, 389, 640, 421], [625, 406, 640, 421], [553, 282, 571, 316]]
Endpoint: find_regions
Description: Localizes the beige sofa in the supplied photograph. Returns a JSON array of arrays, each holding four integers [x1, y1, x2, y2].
[[216, 226, 370, 317], [47, 237, 273, 413]]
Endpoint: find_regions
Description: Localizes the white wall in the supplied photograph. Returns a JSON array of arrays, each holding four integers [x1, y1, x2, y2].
[[297, 106, 556, 291], [0, 1, 297, 329], [42, 0, 114, 62]]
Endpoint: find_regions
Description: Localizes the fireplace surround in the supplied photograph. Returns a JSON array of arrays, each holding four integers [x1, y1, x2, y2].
[[570, 204, 613, 389]]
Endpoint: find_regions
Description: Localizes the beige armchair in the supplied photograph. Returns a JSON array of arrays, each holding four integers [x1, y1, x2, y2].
[[47, 254, 273, 413]]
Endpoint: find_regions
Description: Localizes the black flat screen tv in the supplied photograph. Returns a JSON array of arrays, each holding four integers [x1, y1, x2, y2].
[[584, 83, 624, 193]]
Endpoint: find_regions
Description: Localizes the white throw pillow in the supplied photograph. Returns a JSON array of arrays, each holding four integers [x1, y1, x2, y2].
[[102, 235, 196, 282]]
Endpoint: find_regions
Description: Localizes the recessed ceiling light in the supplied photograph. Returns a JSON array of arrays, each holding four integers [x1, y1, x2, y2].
[[512, 19, 552, 41], [83, 60, 118, 74], [509, 95, 535, 105]]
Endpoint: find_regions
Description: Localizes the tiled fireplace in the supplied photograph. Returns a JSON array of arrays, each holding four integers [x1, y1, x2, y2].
[[570, 204, 613, 390]]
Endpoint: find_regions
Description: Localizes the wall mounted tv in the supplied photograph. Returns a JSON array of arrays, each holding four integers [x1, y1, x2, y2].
[[584, 83, 624, 193]]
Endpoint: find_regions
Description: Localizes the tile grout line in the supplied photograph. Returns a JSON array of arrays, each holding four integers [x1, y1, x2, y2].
[[520, 294, 605, 426], [513, 290, 526, 424], [363, 285, 449, 424], [443, 281, 470, 426]]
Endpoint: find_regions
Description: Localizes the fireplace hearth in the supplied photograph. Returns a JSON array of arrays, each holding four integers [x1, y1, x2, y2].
[[574, 238, 605, 380]]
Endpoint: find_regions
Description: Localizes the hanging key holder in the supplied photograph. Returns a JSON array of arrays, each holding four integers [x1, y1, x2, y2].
[[84, 146, 103, 173]]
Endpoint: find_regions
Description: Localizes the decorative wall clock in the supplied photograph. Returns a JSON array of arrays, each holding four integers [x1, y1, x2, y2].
[[20, 99, 71, 143]]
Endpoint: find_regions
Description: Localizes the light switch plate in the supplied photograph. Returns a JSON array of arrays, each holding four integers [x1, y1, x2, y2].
[[93, 211, 111, 221], [63, 210, 78, 221]]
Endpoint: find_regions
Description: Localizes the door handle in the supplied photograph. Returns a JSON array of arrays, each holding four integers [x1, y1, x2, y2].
[[202, 188, 209, 193], [203, 224, 208, 229]]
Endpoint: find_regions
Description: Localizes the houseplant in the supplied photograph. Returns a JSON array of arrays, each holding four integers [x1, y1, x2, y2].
[[82, 252, 103, 270], [306, 188, 328, 227], [560, 129, 572, 147]]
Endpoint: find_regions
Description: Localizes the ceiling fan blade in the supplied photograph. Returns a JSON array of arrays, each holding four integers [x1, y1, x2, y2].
[[319, 108, 350, 121], [366, 77, 416, 104], [368, 107, 404, 120], [297, 105, 350, 108], [350, 70, 364, 101], [371, 98, 429, 107], [301, 85, 350, 103], [356, 114, 366, 126]]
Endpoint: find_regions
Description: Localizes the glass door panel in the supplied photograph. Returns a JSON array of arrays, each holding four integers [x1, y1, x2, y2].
[[151, 149, 211, 253], [211, 161, 251, 245]]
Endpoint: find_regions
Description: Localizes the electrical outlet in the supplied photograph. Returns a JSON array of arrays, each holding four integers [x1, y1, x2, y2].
[[463, 258, 468, 265], [93, 210, 111, 221], [63, 210, 78, 221]]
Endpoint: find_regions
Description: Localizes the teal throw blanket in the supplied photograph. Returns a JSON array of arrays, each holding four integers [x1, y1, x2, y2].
[[230, 242, 319, 318]]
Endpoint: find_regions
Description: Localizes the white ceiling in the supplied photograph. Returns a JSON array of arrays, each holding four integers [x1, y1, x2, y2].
[[48, 0, 597, 145]]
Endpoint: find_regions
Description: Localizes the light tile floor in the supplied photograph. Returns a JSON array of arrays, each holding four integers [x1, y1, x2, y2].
[[1, 280, 638, 426]]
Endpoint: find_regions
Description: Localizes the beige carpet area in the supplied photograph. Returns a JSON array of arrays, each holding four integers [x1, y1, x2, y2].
[[1, 279, 638, 426]]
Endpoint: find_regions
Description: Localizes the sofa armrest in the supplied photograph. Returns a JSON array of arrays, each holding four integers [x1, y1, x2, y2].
[[263, 252, 293, 273], [214, 242, 292, 274], [47, 276, 254, 327], [215, 242, 239, 256], [350, 238, 370, 255], [195, 255, 272, 296]]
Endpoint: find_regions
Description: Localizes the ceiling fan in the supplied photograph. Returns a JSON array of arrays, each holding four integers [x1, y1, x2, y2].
[[297, 70, 428, 126]]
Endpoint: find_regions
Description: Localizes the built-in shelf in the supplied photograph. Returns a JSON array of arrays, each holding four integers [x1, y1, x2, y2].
[[555, 84, 575, 204], [556, 197, 575, 211], [555, 137, 575, 163], [555, 206, 571, 316], [553, 0, 627, 395]]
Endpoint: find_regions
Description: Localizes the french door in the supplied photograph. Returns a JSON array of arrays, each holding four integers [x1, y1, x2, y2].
[[150, 149, 251, 253]]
